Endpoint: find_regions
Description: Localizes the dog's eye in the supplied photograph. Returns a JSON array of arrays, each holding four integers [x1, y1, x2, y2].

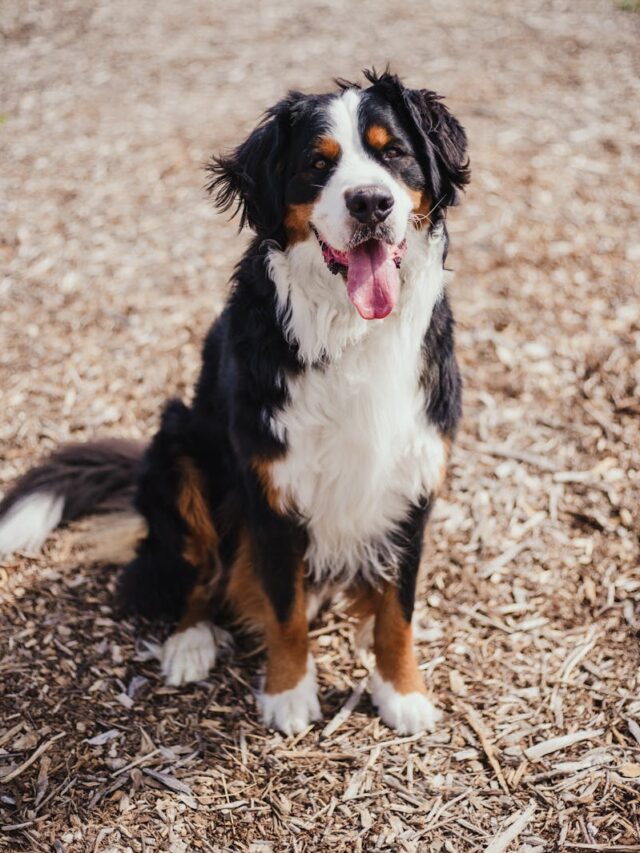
[[383, 146, 404, 160], [311, 158, 328, 170]]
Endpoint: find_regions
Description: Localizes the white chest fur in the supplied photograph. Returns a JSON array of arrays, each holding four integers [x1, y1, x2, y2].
[[267, 229, 448, 584]]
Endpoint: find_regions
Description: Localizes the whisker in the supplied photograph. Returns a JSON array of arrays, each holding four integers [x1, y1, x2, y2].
[[425, 194, 446, 219], [409, 194, 447, 228]]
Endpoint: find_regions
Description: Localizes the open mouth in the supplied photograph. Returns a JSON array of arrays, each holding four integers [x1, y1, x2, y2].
[[311, 225, 407, 320]]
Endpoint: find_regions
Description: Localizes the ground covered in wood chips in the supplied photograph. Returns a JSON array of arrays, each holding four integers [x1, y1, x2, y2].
[[1, 1, 640, 851]]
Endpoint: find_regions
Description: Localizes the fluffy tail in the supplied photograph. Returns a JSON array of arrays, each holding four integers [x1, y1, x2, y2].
[[0, 439, 145, 558]]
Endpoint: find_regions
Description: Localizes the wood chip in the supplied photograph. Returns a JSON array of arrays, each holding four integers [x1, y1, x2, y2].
[[627, 719, 640, 747], [322, 677, 368, 738], [142, 768, 197, 808], [484, 802, 536, 853], [524, 729, 605, 762], [0, 733, 66, 784], [461, 703, 509, 793], [618, 763, 640, 779], [86, 729, 122, 746]]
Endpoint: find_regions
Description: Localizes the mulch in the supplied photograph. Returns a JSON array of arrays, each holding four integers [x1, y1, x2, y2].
[[1, 0, 639, 850]]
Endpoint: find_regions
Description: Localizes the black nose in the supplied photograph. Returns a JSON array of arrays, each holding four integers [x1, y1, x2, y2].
[[345, 185, 394, 225]]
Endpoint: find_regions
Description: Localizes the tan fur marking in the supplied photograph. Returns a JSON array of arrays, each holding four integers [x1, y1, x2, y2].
[[225, 535, 308, 694], [176, 458, 221, 630], [285, 202, 314, 243], [177, 458, 219, 577], [316, 136, 341, 160], [224, 533, 266, 627], [345, 583, 379, 622], [252, 458, 289, 514], [374, 583, 426, 696], [407, 187, 422, 208], [406, 187, 432, 228], [366, 124, 392, 150], [263, 567, 308, 694]]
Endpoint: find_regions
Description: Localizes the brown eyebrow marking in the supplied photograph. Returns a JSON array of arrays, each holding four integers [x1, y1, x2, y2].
[[410, 189, 433, 228], [316, 136, 341, 160], [285, 202, 314, 244], [366, 124, 393, 150]]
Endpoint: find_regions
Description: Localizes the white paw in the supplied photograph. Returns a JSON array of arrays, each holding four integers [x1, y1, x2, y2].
[[161, 621, 221, 686], [259, 657, 321, 736], [371, 671, 441, 735]]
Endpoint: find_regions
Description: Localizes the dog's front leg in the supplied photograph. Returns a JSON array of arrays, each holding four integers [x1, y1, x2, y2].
[[259, 560, 320, 736], [369, 502, 441, 735], [370, 580, 441, 735], [226, 479, 321, 736]]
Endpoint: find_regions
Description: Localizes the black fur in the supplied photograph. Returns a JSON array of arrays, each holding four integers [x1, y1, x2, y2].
[[119, 401, 200, 621], [393, 497, 434, 622], [119, 249, 308, 622], [421, 293, 463, 438], [206, 96, 294, 235], [206, 92, 334, 242]]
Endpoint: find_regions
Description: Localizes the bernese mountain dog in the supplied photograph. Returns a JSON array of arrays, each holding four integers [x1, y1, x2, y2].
[[0, 70, 469, 736]]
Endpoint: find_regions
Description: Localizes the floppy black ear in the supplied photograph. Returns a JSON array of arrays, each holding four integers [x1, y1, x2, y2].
[[403, 88, 470, 207], [365, 70, 470, 210], [207, 95, 298, 235]]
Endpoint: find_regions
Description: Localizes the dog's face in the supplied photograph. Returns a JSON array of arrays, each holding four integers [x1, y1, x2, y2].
[[209, 71, 469, 319]]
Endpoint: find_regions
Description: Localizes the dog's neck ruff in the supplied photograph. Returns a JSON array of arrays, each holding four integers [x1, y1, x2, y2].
[[268, 225, 446, 365]]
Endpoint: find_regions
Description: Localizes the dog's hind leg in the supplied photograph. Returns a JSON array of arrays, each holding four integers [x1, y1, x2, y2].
[[159, 456, 232, 686], [119, 400, 229, 686], [160, 588, 230, 687]]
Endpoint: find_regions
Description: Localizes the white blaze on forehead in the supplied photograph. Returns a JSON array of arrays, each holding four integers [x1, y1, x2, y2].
[[311, 89, 414, 251], [328, 89, 367, 163]]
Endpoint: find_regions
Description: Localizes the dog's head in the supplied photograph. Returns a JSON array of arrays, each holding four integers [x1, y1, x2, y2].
[[208, 70, 469, 320]]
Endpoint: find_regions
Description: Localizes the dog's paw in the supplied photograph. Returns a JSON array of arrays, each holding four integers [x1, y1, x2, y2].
[[161, 621, 220, 686], [371, 671, 441, 735], [259, 658, 321, 736]]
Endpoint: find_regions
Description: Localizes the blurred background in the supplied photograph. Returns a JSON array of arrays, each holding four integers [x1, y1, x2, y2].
[[1, 1, 639, 851]]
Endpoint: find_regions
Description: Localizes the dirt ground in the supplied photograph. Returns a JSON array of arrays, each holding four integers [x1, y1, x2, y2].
[[1, 0, 640, 851]]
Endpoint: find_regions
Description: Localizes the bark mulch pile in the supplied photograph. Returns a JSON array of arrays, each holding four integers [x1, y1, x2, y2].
[[1, 0, 639, 850]]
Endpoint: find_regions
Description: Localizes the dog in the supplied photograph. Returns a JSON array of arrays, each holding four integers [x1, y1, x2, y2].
[[0, 70, 469, 736]]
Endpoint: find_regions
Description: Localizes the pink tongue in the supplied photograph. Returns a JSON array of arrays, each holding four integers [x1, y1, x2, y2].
[[346, 240, 399, 320]]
